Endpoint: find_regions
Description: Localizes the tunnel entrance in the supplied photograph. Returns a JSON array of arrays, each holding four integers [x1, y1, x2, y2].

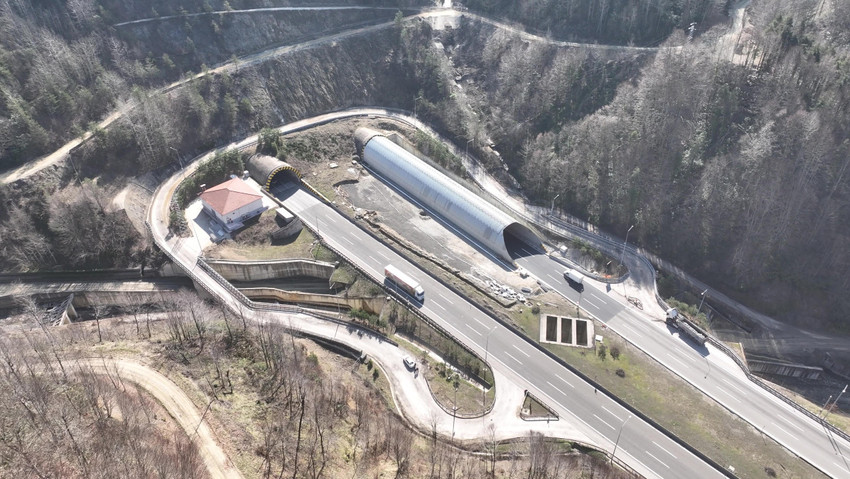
[[504, 223, 545, 259]]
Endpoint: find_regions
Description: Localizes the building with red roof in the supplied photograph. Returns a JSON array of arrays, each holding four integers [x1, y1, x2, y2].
[[200, 177, 266, 231]]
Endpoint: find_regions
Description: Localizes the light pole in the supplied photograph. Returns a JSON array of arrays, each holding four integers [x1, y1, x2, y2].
[[169, 146, 183, 170], [414, 94, 423, 119], [611, 414, 632, 464], [550, 193, 560, 215], [466, 138, 474, 162], [452, 380, 459, 442], [697, 289, 708, 315], [619, 225, 634, 266], [819, 394, 835, 418], [483, 325, 497, 412], [823, 385, 848, 421]]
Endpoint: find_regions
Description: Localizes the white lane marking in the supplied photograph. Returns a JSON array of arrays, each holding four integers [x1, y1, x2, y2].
[[341, 236, 355, 246], [718, 376, 747, 396], [590, 292, 608, 304], [554, 374, 575, 388], [583, 298, 599, 310], [367, 255, 378, 263], [715, 387, 741, 403], [376, 250, 389, 260], [466, 324, 482, 336], [325, 216, 337, 224], [593, 414, 615, 431], [601, 405, 622, 422], [504, 351, 522, 365], [834, 462, 849, 473], [771, 422, 792, 437], [512, 345, 531, 357], [618, 322, 643, 338], [438, 293, 454, 305], [546, 381, 566, 397], [665, 353, 688, 369], [472, 316, 487, 328], [777, 415, 805, 432], [651, 441, 677, 459], [546, 273, 561, 283], [645, 451, 670, 469], [431, 301, 446, 312]]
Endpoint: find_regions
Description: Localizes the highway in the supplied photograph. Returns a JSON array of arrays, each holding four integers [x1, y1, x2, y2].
[[275, 185, 724, 479], [514, 250, 850, 478]]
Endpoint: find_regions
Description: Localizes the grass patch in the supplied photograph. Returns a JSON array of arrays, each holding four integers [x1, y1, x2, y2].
[[395, 336, 494, 416], [521, 393, 557, 419], [206, 224, 318, 260]]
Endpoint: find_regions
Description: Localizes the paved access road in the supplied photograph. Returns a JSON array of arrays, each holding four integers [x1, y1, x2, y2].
[[277, 185, 724, 479], [513, 248, 850, 479]]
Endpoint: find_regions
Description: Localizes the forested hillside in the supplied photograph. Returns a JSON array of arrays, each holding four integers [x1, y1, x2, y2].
[[0, 0, 423, 171], [437, 0, 850, 331], [1, 0, 848, 333]]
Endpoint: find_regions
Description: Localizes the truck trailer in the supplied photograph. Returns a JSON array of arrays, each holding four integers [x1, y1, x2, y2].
[[666, 308, 707, 346], [384, 264, 425, 302]]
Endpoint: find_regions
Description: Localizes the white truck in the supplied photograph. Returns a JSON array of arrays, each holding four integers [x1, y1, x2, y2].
[[563, 268, 584, 285], [384, 264, 425, 302]]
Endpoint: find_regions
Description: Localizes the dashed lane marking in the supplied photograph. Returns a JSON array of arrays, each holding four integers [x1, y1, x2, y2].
[[341, 237, 354, 246], [512, 344, 531, 357], [665, 353, 688, 369], [777, 415, 805, 432], [431, 302, 446, 312], [716, 387, 741, 403], [651, 441, 677, 459], [590, 292, 608, 304], [438, 293, 454, 304], [554, 374, 575, 388], [645, 451, 670, 469], [771, 422, 792, 437], [601, 405, 622, 422], [466, 324, 482, 336], [546, 381, 566, 397], [503, 351, 522, 365], [718, 376, 748, 396], [593, 414, 615, 431], [583, 298, 599, 310]]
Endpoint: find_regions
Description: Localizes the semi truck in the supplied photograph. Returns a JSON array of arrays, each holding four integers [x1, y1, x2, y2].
[[666, 308, 707, 346], [384, 264, 425, 302]]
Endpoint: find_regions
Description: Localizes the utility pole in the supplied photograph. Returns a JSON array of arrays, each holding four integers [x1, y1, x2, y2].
[[611, 414, 632, 464], [697, 289, 708, 315], [551, 193, 560, 215]]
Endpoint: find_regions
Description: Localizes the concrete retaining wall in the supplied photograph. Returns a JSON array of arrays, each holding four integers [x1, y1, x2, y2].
[[204, 258, 335, 282], [241, 287, 385, 313], [749, 360, 823, 380]]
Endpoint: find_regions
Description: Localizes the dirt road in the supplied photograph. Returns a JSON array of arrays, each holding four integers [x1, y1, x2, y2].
[[82, 359, 242, 479]]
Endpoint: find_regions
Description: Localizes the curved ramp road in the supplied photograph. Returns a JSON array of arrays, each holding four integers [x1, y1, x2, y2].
[[81, 359, 243, 479]]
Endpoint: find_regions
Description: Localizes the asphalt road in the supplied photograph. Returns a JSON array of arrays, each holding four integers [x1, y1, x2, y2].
[[276, 185, 724, 479], [514, 249, 850, 478]]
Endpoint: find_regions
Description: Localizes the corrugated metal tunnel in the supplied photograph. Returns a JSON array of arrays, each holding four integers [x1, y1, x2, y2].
[[247, 153, 301, 191], [355, 128, 542, 263]]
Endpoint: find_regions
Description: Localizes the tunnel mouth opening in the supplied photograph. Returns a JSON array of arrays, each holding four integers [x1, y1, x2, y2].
[[504, 222, 544, 259]]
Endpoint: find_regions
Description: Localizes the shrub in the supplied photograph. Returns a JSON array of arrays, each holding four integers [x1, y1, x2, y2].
[[616, 368, 626, 378], [597, 344, 608, 360], [610, 346, 620, 360]]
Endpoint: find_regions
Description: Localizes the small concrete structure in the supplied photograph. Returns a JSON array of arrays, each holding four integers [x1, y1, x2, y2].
[[539, 314, 593, 347], [200, 177, 267, 232]]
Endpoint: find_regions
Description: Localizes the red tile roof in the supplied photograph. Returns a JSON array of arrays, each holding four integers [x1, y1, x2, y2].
[[200, 177, 262, 216]]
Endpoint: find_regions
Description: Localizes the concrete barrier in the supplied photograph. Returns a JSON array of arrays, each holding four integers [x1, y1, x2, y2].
[[203, 258, 335, 282], [241, 287, 385, 314]]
